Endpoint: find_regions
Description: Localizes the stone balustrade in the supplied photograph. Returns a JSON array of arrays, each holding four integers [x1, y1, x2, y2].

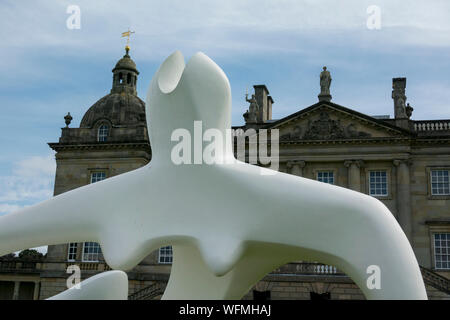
[[272, 262, 342, 275], [414, 120, 450, 131]]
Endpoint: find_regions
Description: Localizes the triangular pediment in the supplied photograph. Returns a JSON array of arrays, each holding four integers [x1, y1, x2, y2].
[[268, 102, 412, 141]]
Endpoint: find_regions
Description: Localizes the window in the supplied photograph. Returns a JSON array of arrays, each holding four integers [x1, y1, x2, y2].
[[159, 246, 173, 264], [434, 233, 450, 270], [82, 242, 102, 262], [98, 125, 109, 142], [67, 243, 78, 262], [317, 171, 334, 184], [431, 170, 450, 195], [127, 73, 131, 84], [369, 171, 387, 196], [90, 172, 106, 183]]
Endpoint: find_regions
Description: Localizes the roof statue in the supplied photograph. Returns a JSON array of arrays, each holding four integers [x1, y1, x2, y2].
[[0, 51, 427, 300], [243, 90, 259, 124], [318, 66, 332, 102]]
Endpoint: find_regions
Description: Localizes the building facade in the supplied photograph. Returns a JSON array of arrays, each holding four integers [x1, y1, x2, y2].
[[0, 49, 449, 300]]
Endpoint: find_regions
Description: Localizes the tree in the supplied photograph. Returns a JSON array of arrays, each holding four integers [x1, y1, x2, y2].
[[18, 249, 43, 260]]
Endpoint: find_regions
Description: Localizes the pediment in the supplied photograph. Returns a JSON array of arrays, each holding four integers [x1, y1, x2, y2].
[[271, 103, 411, 141]]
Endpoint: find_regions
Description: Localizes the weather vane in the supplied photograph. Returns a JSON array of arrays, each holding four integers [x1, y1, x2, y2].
[[121, 28, 135, 52]]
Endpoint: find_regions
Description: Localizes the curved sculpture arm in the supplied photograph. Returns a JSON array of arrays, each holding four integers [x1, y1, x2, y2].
[[0, 173, 124, 257], [162, 162, 427, 300], [48, 270, 128, 300]]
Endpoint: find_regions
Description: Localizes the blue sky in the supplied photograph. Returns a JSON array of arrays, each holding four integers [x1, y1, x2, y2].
[[0, 0, 449, 249]]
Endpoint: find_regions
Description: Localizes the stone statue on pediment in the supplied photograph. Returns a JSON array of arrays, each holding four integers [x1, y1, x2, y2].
[[318, 66, 332, 102], [320, 66, 331, 95]]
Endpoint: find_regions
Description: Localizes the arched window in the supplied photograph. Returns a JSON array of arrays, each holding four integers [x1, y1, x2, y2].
[[119, 73, 123, 84], [98, 125, 109, 142], [127, 73, 131, 84]]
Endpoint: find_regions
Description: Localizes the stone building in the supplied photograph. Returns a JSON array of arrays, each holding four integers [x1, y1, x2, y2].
[[0, 49, 449, 300]]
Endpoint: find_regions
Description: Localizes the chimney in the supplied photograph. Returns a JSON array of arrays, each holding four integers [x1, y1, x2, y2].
[[267, 96, 274, 121], [254, 85, 269, 123]]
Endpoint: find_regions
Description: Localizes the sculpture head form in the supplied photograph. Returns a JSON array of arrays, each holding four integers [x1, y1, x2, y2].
[[146, 51, 232, 163]]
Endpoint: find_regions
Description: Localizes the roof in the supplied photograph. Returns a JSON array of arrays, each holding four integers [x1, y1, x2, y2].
[[112, 53, 139, 74], [80, 93, 145, 128], [266, 100, 415, 136]]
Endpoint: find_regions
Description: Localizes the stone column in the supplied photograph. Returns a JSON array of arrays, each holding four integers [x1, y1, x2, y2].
[[12, 281, 20, 300], [286, 160, 306, 176], [33, 281, 40, 300], [393, 159, 412, 242], [344, 160, 364, 192]]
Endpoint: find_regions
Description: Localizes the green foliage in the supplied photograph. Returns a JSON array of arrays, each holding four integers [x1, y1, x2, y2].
[[18, 249, 44, 260]]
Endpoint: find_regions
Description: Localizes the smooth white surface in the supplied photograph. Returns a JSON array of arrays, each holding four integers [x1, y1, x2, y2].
[[47, 270, 128, 300], [0, 51, 427, 299]]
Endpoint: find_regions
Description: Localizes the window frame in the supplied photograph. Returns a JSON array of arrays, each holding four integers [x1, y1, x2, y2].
[[82, 242, 102, 262], [158, 246, 173, 264], [316, 170, 335, 185], [67, 243, 78, 262], [368, 170, 388, 197], [427, 224, 450, 271], [97, 124, 109, 142], [90, 171, 106, 184], [364, 167, 392, 200], [432, 232, 450, 270], [428, 168, 450, 198], [87, 168, 108, 185]]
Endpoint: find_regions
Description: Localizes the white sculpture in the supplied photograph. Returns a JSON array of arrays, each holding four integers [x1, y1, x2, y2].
[[48, 270, 128, 300], [0, 51, 427, 300]]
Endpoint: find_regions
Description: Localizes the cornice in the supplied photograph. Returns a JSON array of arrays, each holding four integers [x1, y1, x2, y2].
[[48, 141, 151, 152]]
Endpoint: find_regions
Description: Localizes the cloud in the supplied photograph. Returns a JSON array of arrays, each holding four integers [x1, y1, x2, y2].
[[0, 153, 55, 215], [0, 153, 55, 256], [1, 1, 450, 62]]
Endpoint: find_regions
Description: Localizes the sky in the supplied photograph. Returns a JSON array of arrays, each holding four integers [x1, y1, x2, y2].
[[0, 1, 449, 253]]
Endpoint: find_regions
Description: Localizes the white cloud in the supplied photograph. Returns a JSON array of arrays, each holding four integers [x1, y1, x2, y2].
[[1, 0, 450, 94], [14, 155, 56, 177], [0, 153, 55, 255], [0, 153, 55, 215], [1, 0, 450, 61]]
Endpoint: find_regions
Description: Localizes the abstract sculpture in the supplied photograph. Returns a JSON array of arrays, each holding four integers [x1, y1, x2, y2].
[[0, 51, 427, 300]]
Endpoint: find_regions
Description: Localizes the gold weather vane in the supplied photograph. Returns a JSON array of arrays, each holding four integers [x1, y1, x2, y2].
[[121, 29, 135, 51]]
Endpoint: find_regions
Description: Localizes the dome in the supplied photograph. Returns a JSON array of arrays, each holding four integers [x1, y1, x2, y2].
[[80, 92, 146, 128], [112, 52, 139, 74]]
